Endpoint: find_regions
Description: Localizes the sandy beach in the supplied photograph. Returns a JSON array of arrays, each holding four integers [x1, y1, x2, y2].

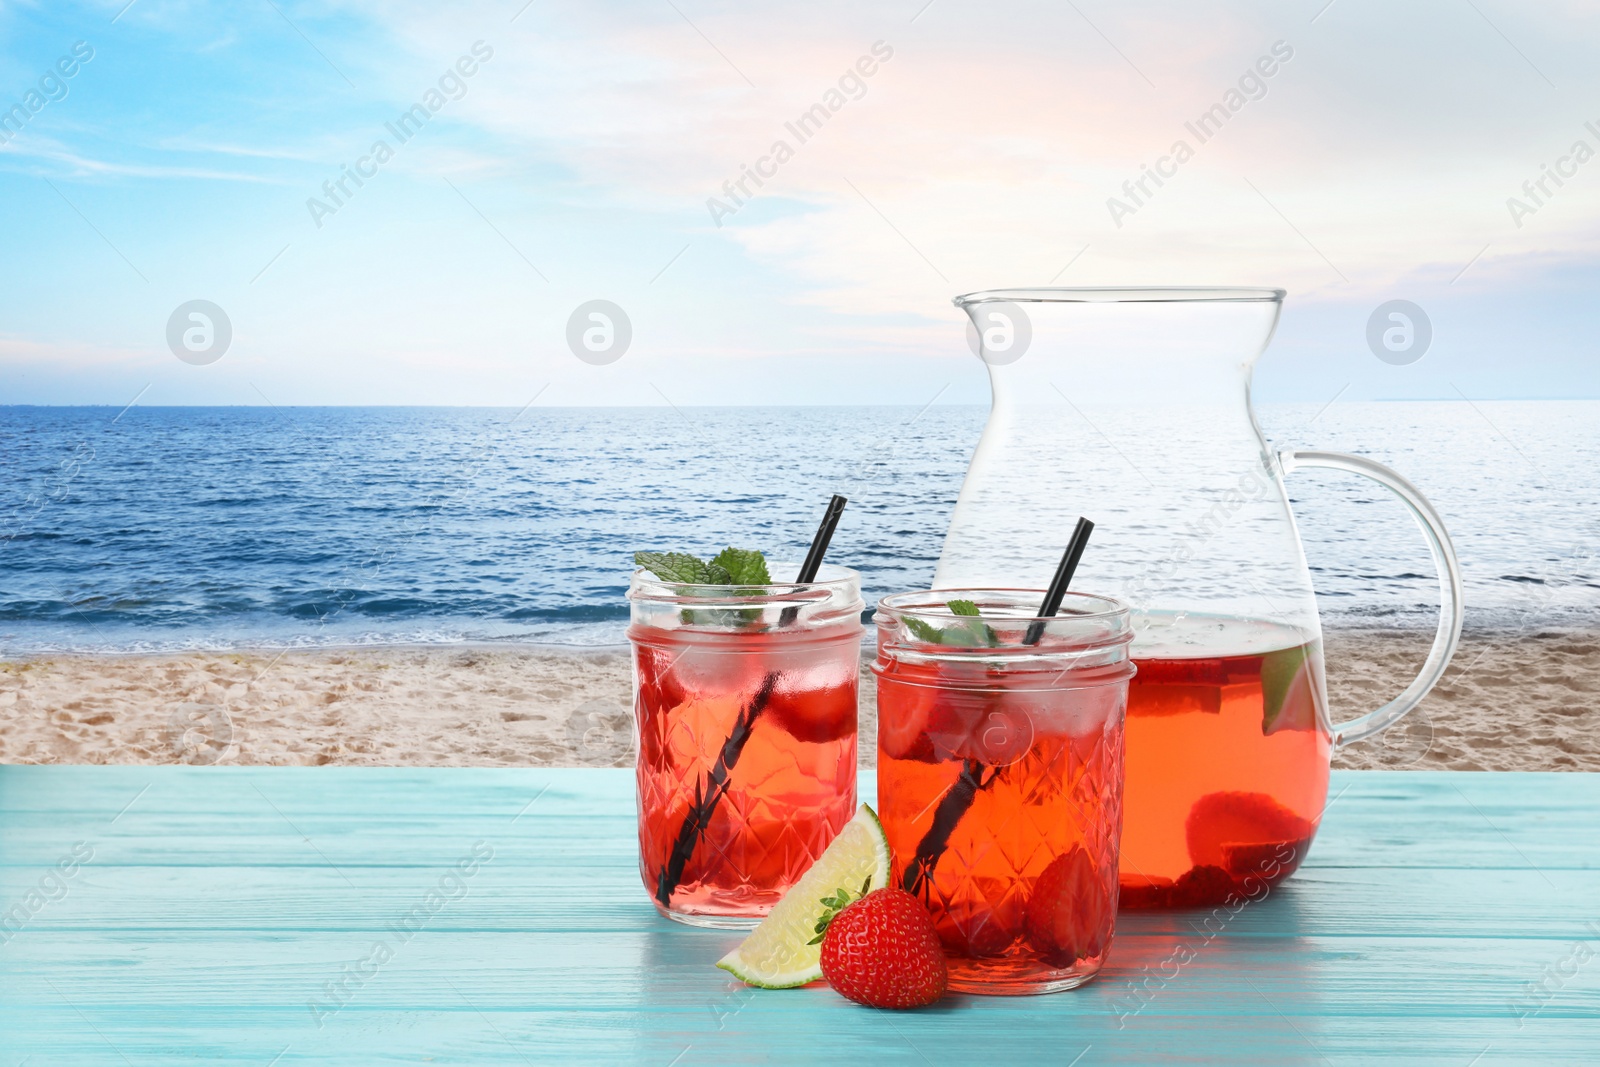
[[0, 628, 1593, 771]]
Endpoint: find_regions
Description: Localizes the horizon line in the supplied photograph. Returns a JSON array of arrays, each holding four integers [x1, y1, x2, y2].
[[2, 396, 1597, 410]]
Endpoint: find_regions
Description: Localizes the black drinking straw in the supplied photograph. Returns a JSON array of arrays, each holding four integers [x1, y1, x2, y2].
[[781, 494, 848, 627], [798, 495, 848, 583], [901, 517, 1096, 899], [1023, 517, 1096, 645], [654, 495, 850, 907]]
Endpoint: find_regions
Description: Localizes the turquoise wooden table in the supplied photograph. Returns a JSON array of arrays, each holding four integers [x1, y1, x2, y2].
[[1, 768, 1594, 1065]]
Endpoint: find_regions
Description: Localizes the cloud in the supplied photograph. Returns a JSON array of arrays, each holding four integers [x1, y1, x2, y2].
[[152, 137, 324, 162], [0, 332, 156, 369], [2, 0, 1597, 402], [332, 0, 1600, 311], [0, 136, 287, 183]]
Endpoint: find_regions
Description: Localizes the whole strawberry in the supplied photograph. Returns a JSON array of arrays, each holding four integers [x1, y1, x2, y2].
[[819, 888, 947, 1009]]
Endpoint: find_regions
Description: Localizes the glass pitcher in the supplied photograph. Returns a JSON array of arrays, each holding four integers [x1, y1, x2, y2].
[[936, 288, 1464, 908]]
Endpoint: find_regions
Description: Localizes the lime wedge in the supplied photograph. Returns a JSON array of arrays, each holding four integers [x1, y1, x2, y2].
[[716, 804, 891, 989]]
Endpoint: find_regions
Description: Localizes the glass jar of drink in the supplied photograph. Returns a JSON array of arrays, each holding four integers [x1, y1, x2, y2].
[[629, 564, 863, 927], [873, 589, 1134, 994]]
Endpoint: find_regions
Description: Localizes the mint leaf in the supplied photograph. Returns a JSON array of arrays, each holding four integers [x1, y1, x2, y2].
[[953, 620, 1001, 648], [943, 599, 1000, 647], [634, 551, 709, 584], [1261, 643, 1316, 735], [711, 547, 771, 586], [901, 603, 1000, 647], [704, 562, 735, 585]]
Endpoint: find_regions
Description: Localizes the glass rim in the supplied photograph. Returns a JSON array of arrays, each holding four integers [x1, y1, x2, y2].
[[874, 589, 1133, 678], [876, 587, 1129, 626], [953, 286, 1285, 307], [629, 561, 860, 606]]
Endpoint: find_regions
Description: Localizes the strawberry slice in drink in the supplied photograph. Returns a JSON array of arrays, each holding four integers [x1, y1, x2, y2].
[[635, 645, 688, 716], [1168, 864, 1239, 908], [634, 645, 689, 770], [1023, 846, 1112, 966], [878, 682, 1033, 766], [766, 676, 857, 745], [1117, 875, 1176, 910], [878, 680, 939, 763], [1185, 791, 1316, 870], [931, 701, 1033, 766], [933, 901, 1021, 959], [1222, 836, 1316, 879]]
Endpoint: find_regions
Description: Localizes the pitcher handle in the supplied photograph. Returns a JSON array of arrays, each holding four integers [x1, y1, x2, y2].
[[1277, 449, 1465, 749]]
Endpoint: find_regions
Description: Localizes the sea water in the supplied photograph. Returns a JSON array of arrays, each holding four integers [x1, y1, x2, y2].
[[1, 402, 1594, 653]]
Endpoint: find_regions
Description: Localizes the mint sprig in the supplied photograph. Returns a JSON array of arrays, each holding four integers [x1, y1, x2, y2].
[[635, 548, 771, 587], [634, 547, 773, 626], [903, 598, 1000, 647]]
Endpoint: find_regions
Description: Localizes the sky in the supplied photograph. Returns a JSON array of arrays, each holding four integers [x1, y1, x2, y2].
[[0, 0, 1597, 407]]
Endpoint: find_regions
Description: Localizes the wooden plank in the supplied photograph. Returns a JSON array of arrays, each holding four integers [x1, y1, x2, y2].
[[4, 765, 1598, 822], [4, 928, 1596, 1018], [1, 766, 1596, 1065], [1, 866, 1595, 942], [1, 768, 1594, 869], [1, 975, 1594, 1064], [2, 1008, 1589, 1067]]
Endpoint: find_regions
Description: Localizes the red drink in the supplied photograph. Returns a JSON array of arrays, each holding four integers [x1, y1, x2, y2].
[[629, 565, 863, 927], [1119, 615, 1331, 908], [873, 590, 1133, 994]]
